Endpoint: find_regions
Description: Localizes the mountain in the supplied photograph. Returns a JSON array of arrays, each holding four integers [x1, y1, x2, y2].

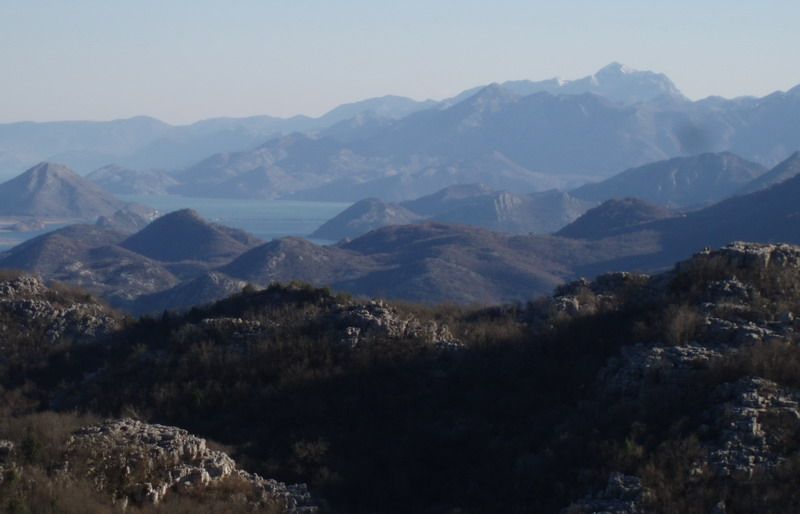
[[738, 151, 800, 194], [0, 224, 128, 274], [399, 183, 495, 215], [219, 237, 377, 287], [0, 116, 172, 174], [557, 198, 675, 240], [425, 189, 594, 234], [3, 63, 800, 189], [169, 64, 800, 202], [443, 62, 686, 107], [177, 85, 682, 201], [6, 169, 800, 311], [87, 164, 179, 195], [0, 162, 130, 219], [312, 186, 594, 241], [352, 85, 674, 177], [315, 95, 437, 125], [310, 198, 423, 241], [288, 151, 570, 202], [171, 133, 372, 199], [0, 98, 433, 175], [220, 223, 660, 305], [0, 210, 267, 310], [571, 152, 767, 208], [127, 271, 247, 314], [120, 209, 260, 262], [589, 173, 800, 269]]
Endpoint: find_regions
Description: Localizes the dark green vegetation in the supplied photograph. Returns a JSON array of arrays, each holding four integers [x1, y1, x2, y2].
[[3, 243, 800, 512]]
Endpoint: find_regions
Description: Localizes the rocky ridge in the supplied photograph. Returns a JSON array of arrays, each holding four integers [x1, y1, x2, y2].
[[553, 242, 800, 510], [0, 274, 118, 344], [65, 418, 317, 511], [332, 299, 460, 348]]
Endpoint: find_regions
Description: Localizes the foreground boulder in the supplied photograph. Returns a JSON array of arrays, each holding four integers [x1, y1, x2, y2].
[[66, 418, 317, 512]]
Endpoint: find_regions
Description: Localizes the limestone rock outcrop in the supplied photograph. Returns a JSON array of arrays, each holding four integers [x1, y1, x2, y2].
[[333, 300, 460, 348], [707, 378, 800, 480], [66, 418, 317, 512], [0, 274, 118, 343]]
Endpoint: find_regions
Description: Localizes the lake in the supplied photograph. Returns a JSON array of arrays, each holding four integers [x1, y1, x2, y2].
[[0, 196, 351, 251]]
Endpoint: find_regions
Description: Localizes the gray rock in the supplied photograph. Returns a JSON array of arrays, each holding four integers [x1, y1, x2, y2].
[[66, 418, 317, 511], [199, 317, 268, 337], [0, 275, 119, 343], [707, 378, 800, 480], [334, 300, 460, 348], [603, 343, 724, 396], [682, 242, 800, 275]]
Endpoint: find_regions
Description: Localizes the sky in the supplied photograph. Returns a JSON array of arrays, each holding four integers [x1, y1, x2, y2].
[[1, 0, 799, 124]]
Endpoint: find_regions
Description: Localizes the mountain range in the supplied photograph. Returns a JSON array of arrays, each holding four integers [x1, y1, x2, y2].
[[556, 198, 675, 240], [0, 63, 681, 177], [311, 150, 800, 240], [4, 159, 800, 313], [737, 151, 800, 195], [169, 75, 800, 202], [5, 63, 800, 203]]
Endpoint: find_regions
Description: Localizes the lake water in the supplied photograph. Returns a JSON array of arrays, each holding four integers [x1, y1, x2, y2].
[[0, 196, 351, 251]]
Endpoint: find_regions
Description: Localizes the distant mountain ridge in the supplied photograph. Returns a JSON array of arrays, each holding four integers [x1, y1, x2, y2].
[[5, 63, 800, 204], [571, 152, 767, 208], [561, 170, 800, 269], [311, 198, 423, 241], [172, 76, 800, 202], [737, 152, 800, 195], [444, 62, 685, 107], [557, 198, 675, 240]]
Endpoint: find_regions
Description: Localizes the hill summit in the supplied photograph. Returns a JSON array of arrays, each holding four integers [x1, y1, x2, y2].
[[0, 162, 128, 218], [120, 209, 260, 262]]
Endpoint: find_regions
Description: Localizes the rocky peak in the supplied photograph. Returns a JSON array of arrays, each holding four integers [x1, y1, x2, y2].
[[23, 162, 76, 182]]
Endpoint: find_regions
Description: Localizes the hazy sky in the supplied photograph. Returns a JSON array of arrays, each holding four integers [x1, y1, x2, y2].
[[2, 0, 799, 124]]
